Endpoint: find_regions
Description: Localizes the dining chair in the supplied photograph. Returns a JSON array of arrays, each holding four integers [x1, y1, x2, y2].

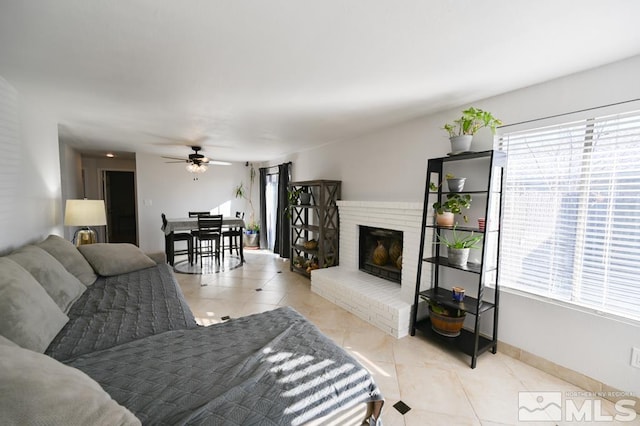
[[195, 214, 223, 267], [222, 211, 244, 257], [188, 211, 210, 217], [161, 213, 193, 266], [188, 211, 211, 263]]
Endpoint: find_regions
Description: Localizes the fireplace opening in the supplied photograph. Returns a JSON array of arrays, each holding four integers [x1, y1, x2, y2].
[[359, 225, 403, 284]]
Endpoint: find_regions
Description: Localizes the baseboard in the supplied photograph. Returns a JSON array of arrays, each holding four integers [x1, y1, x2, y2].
[[499, 341, 639, 414]]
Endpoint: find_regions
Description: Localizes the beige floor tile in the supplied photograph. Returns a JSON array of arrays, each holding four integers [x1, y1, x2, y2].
[[343, 327, 397, 364], [174, 250, 619, 425], [395, 363, 477, 419], [404, 409, 481, 426]]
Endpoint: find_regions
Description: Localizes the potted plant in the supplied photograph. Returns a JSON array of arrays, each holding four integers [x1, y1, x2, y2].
[[432, 193, 472, 226], [424, 298, 466, 337], [443, 107, 503, 153], [234, 162, 257, 223], [430, 173, 466, 193], [244, 222, 260, 247], [436, 225, 483, 266]]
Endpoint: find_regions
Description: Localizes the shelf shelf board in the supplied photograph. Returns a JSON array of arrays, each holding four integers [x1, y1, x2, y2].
[[293, 244, 318, 254], [419, 288, 494, 316], [413, 318, 496, 359], [426, 224, 486, 233], [291, 265, 311, 278], [423, 256, 482, 274], [428, 190, 488, 195], [292, 224, 320, 232]]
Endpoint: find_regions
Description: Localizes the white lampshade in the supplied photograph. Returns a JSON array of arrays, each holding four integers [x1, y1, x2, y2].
[[64, 199, 107, 227]]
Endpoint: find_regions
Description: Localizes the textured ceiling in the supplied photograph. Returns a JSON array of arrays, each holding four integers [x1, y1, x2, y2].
[[1, 0, 640, 161]]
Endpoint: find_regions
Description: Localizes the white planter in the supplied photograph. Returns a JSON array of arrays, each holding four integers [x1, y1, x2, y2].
[[299, 193, 312, 205], [447, 247, 470, 266], [436, 212, 455, 227], [446, 178, 466, 192], [449, 135, 473, 153], [244, 232, 259, 247]]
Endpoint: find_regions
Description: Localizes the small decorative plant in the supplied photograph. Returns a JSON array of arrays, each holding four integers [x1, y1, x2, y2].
[[427, 299, 465, 318], [234, 163, 257, 222], [430, 173, 466, 193], [436, 225, 483, 249], [432, 193, 472, 222], [287, 187, 304, 206], [443, 107, 503, 137]]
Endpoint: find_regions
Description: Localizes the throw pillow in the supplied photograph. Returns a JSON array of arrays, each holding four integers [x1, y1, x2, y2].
[[78, 243, 157, 276], [0, 341, 141, 425], [38, 234, 98, 285], [0, 258, 69, 353], [8, 245, 86, 313]]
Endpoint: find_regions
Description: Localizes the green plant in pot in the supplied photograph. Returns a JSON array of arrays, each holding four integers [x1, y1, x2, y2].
[[430, 173, 466, 193], [287, 186, 312, 218], [423, 298, 466, 337], [443, 107, 502, 153], [432, 193, 472, 227], [234, 163, 257, 223], [436, 225, 483, 266]]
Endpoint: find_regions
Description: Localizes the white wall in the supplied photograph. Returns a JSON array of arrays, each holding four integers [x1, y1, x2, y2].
[[269, 55, 640, 394], [0, 76, 62, 254], [136, 152, 255, 252]]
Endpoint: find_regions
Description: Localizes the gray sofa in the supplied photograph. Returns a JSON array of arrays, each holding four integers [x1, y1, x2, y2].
[[0, 235, 383, 425]]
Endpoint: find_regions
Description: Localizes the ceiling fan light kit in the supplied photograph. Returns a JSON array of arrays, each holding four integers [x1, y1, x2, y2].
[[162, 146, 231, 178]]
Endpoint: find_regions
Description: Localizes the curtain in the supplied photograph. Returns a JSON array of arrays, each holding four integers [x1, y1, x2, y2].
[[259, 167, 268, 249], [273, 162, 291, 258]]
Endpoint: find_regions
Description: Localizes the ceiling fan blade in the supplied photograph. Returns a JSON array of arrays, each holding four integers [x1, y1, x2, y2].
[[207, 160, 232, 166], [161, 155, 187, 161], [165, 160, 188, 163]]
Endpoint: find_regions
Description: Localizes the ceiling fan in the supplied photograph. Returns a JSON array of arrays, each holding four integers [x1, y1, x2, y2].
[[162, 146, 231, 177]]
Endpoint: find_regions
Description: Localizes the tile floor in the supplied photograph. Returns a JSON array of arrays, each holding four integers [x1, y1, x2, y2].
[[175, 250, 639, 426]]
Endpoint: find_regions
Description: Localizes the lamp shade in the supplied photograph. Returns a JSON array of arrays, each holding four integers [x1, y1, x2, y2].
[[64, 199, 107, 227]]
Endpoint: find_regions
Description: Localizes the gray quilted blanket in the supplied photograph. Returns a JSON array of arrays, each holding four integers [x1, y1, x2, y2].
[[67, 307, 383, 425], [46, 263, 197, 361]]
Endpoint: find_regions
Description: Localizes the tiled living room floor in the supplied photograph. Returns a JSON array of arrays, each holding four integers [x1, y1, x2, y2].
[[175, 250, 638, 426]]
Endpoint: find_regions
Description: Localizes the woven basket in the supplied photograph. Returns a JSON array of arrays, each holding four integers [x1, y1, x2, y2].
[[303, 240, 318, 250], [429, 306, 465, 337]]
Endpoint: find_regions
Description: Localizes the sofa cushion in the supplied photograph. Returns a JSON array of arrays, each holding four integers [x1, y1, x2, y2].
[[0, 258, 69, 353], [78, 243, 157, 276], [0, 338, 141, 426], [8, 245, 86, 313], [38, 234, 98, 286]]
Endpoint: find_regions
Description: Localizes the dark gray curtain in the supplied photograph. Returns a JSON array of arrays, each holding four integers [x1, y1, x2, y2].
[[273, 162, 291, 258], [259, 167, 268, 249]]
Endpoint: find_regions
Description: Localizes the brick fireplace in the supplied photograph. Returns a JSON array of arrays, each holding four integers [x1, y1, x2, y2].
[[311, 201, 423, 338]]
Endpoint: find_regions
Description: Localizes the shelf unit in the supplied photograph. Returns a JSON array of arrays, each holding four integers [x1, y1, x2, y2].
[[289, 180, 341, 277], [410, 150, 506, 368]]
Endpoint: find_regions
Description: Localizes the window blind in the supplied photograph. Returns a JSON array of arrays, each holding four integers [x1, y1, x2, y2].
[[499, 109, 640, 322]]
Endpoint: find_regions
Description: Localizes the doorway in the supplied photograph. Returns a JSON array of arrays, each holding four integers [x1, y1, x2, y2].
[[103, 170, 137, 244], [265, 173, 279, 251]]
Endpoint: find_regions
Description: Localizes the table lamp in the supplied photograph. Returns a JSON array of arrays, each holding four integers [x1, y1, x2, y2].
[[64, 199, 107, 246]]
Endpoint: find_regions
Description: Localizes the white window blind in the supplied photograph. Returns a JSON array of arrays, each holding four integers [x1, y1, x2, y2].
[[499, 108, 640, 322]]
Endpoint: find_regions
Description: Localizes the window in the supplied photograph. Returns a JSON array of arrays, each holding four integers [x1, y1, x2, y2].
[[499, 108, 640, 322]]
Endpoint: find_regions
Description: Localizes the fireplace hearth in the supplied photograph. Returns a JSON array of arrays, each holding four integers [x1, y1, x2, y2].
[[359, 225, 403, 284], [311, 200, 423, 338]]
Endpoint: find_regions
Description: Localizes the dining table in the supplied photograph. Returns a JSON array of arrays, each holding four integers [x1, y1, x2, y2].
[[162, 216, 246, 264]]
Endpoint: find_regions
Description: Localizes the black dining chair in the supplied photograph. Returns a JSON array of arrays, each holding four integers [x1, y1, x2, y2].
[[188, 211, 211, 264], [161, 213, 193, 266], [222, 211, 244, 257], [195, 214, 223, 267]]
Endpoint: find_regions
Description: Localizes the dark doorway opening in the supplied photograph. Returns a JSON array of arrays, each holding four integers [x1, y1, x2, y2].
[[103, 170, 137, 244]]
